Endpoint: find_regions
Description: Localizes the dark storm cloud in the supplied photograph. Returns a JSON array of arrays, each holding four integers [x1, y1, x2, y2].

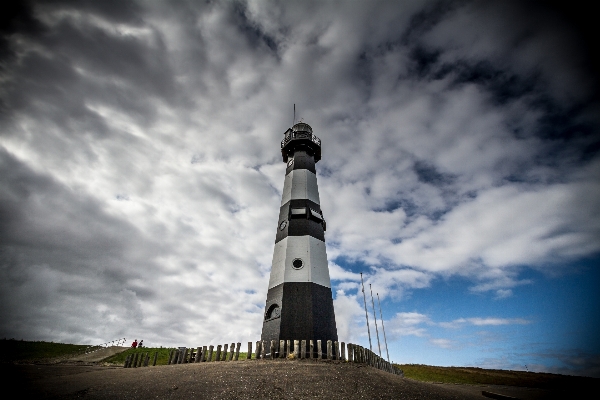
[[231, 1, 279, 55], [0, 147, 165, 340], [1, 0, 180, 140]]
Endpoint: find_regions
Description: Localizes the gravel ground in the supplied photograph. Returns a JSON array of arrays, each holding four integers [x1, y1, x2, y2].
[[3, 359, 572, 399]]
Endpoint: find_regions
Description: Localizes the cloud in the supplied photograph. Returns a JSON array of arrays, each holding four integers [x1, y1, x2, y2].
[[429, 338, 454, 349], [387, 312, 431, 338], [0, 1, 597, 370], [439, 317, 531, 329]]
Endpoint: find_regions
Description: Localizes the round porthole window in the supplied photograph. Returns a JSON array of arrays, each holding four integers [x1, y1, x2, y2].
[[292, 258, 304, 269], [279, 220, 287, 231]]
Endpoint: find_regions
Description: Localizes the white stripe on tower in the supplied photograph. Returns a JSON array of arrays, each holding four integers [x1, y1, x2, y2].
[[280, 169, 321, 205], [268, 236, 330, 288]]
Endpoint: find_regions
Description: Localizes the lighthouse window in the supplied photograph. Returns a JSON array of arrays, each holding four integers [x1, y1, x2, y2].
[[265, 304, 281, 320], [310, 209, 323, 221], [291, 207, 306, 216], [292, 258, 304, 269]]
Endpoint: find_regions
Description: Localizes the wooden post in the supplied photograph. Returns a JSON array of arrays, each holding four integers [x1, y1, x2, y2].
[[247, 342, 252, 360], [317, 340, 322, 359], [222, 344, 228, 361], [334, 341, 339, 360], [234, 343, 241, 361], [310, 340, 314, 359], [301, 340, 306, 359], [207, 345, 214, 362], [215, 345, 222, 361], [341, 342, 346, 361], [294, 340, 300, 358], [261, 341, 267, 359], [153, 351, 158, 366], [228, 343, 235, 361], [362, 347, 366, 364], [279, 340, 285, 358], [270, 340, 276, 360], [181, 348, 188, 364], [327, 340, 332, 360], [255, 341, 261, 360]]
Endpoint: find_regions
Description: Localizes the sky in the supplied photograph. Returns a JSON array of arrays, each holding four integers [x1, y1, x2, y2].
[[1, 0, 599, 378]]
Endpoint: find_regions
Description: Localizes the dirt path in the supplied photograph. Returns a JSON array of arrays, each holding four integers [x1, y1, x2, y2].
[[68, 346, 128, 363], [4, 359, 578, 399]]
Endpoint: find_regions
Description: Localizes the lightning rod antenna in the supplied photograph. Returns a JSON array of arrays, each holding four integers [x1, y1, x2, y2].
[[370, 284, 382, 356], [377, 293, 390, 363], [360, 273, 373, 351]]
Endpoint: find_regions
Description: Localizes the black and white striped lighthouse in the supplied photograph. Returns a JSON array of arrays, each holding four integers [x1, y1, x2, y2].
[[261, 122, 338, 346]]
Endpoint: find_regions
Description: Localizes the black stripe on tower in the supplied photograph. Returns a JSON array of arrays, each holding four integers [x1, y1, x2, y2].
[[286, 150, 316, 175], [276, 199, 325, 243], [261, 282, 338, 344]]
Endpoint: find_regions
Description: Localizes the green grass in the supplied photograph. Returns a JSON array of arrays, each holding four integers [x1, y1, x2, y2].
[[396, 364, 598, 389], [102, 347, 173, 365], [102, 346, 253, 365], [0, 339, 90, 362]]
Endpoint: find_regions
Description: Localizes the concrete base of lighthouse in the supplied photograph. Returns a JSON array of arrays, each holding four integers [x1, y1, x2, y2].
[[261, 282, 338, 345]]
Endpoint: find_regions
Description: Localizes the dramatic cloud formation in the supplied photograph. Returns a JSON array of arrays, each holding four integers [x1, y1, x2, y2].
[[1, 0, 598, 377]]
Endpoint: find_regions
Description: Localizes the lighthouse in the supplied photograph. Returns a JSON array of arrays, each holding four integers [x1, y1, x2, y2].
[[261, 122, 338, 347]]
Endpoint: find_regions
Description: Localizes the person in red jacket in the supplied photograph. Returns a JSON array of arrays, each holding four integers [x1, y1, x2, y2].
[[131, 339, 138, 348]]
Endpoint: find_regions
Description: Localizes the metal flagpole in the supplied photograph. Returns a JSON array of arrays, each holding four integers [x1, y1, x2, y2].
[[370, 284, 382, 356], [360, 273, 372, 351], [377, 293, 390, 363]]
